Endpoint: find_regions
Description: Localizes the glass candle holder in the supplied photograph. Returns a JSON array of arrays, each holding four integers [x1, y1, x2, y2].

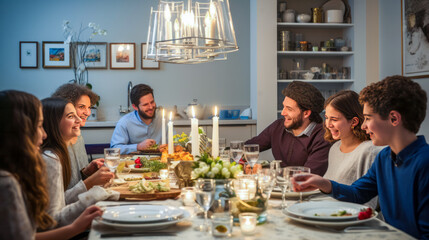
[[181, 187, 196, 206], [159, 169, 169, 179], [211, 212, 233, 237], [239, 213, 257, 235]]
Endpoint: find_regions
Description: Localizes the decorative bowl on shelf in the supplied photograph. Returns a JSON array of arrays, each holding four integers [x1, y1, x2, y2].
[[296, 14, 311, 23], [303, 72, 315, 80]]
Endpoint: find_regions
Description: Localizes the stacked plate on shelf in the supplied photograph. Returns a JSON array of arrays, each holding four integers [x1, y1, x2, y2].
[[283, 201, 378, 227], [99, 205, 189, 231]]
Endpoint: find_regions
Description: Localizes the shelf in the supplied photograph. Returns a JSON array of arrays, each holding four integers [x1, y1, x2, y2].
[[277, 79, 354, 83], [277, 51, 353, 56], [277, 23, 354, 28]]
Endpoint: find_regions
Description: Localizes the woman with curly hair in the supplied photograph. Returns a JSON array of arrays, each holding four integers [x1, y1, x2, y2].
[[323, 90, 384, 186], [52, 83, 112, 191], [0, 90, 102, 240], [41, 97, 116, 227]]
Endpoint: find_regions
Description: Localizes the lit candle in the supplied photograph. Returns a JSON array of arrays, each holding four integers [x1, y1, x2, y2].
[[168, 112, 174, 154], [181, 187, 196, 206], [191, 106, 200, 157], [212, 106, 219, 158], [162, 109, 166, 145], [174, 18, 180, 42], [205, 1, 216, 45], [236, 189, 250, 200], [159, 169, 169, 179], [164, 4, 172, 40], [239, 213, 257, 235]]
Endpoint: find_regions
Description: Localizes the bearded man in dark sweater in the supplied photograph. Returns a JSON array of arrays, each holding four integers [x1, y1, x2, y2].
[[246, 81, 330, 176]]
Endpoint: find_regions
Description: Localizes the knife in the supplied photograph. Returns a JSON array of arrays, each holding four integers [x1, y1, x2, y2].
[[100, 232, 177, 238]]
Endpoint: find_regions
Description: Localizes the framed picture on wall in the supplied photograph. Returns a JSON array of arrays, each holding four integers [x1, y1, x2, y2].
[[20, 41, 38, 68], [401, 0, 429, 78], [141, 43, 160, 70], [77, 42, 108, 69], [110, 43, 135, 69], [42, 41, 71, 68]]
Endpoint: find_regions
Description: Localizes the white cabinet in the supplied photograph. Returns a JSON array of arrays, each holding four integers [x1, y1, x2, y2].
[[277, 0, 355, 116]]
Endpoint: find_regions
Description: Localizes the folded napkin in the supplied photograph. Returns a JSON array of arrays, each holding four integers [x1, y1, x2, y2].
[[78, 186, 120, 206]]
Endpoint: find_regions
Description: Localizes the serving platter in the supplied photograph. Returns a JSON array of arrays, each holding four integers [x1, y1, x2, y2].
[[102, 205, 185, 223], [108, 185, 181, 201]]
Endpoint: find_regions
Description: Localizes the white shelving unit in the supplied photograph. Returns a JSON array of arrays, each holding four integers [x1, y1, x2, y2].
[[276, 0, 355, 116]]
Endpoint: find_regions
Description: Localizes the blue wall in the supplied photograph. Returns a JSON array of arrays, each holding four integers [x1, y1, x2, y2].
[[0, 0, 250, 120]]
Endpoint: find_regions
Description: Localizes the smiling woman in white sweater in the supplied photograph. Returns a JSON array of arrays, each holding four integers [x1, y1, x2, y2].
[[323, 90, 384, 209], [41, 97, 117, 227]]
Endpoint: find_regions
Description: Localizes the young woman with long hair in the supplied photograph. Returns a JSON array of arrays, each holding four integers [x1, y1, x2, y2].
[[41, 97, 116, 227], [0, 90, 102, 240]]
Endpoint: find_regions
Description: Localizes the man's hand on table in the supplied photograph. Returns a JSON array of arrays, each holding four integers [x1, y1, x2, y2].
[[137, 139, 157, 150]]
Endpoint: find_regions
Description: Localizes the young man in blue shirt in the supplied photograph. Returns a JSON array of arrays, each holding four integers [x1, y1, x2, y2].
[[293, 75, 429, 239], [111, 84, 165, 154]]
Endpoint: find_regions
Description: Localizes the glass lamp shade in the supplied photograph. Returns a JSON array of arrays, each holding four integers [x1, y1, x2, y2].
[[146, 0, 238, 64]]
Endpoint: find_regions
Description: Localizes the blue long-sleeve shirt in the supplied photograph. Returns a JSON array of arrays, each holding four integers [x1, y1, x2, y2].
[[330, 136, 429, 239], [110, 110, 164, 154]]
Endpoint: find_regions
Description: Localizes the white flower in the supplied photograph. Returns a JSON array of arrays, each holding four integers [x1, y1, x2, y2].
[[77, 63, 86, 72], [64, 35, 72, 45], [207, 171, 215, 179], [212, 167, 219, 174], [88, 22, 96, 28]]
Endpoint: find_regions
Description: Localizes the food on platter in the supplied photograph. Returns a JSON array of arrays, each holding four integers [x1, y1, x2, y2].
[[129, 179, 170, 193], [358, 208, 373, 220], [161, 145, 194, 162], [130, 157, 167, 172], [314, 210, 353, 217]]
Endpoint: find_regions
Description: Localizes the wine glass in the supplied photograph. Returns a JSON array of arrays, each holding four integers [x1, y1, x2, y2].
[[230, 141, 244, 164], [195, 179, 216, 232], [270, 160, 282, 177], [290, 166, 311, 202], [277, 167, 303, 209], [104, 148, 120, 173], [258, 168, 276, 200], [219, 138, 227, 154], [244, 144, 259, 174]]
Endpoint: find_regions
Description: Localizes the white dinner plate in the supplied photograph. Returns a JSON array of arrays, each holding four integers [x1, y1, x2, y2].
[[271, 188, 320, 198], [283, 209, 378, 227], [102, 205, 185, 223], [98, 209, 190, 231], [286, 201, 369, 221]]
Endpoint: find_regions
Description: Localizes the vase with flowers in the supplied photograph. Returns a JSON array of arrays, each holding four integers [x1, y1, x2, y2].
[[62, 20, 107, 106]]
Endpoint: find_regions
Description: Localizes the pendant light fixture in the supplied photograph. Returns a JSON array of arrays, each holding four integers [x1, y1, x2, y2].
[[146, 0, 239, 64]]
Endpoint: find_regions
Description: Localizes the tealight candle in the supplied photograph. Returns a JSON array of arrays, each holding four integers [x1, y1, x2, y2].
[[181, 187, 196, 206], [235, 189, 250, 200], [239, 213, 257, 235], [159, 169, 169, 179]]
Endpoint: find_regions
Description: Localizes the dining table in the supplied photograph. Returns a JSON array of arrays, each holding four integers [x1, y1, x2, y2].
[[88, 192, 415, 240]]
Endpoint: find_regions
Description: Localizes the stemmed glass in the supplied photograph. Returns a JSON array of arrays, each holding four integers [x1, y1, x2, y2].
[[219, 138, 227, 155], [195, 179, 216, 232], [258, 168, 276, 200], [277, 167, 303, 209], [230, 141, 244, 164], [291, 166, 311, 202], [244, 144, 259, 174], [270, 160, 282, 177]]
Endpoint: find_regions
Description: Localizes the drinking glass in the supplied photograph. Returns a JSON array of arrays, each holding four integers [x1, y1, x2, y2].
[[195, 179, 216, 232], [277, 167, 303, 209], [104, 148, 120, 173], [258, 168, 276, 200], [230, 141, 244, 164], [219, 138, 226, 154], [244, 144, 259, 174], [270, 160, 282, 177], [290, 166, 311, 202]]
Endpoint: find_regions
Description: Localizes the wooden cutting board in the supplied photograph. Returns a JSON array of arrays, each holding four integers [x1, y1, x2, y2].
[[108, 185, 181, 201]]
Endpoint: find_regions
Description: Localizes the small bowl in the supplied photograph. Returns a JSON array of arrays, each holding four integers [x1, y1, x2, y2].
[[303, 72, 315, 80], [296, 14, 311, 23]]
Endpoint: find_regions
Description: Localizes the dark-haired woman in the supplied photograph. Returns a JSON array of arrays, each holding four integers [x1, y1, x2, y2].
[[323, 90, 383, 209], [41, 97, 116, 227], [0, 90, 102, 240]]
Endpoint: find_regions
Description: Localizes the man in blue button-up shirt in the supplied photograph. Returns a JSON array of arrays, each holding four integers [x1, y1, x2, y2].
[[111, 84, 165, 154]]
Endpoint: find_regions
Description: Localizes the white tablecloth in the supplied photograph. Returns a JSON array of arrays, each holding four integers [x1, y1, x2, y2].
[[88, 196, 414, 240]]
